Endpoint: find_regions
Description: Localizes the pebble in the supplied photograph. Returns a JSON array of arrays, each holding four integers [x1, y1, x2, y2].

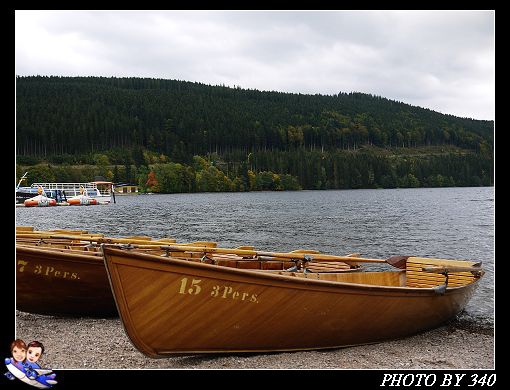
[[15, 311, 494, 369]]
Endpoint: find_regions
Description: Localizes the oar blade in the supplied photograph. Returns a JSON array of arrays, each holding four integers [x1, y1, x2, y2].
[[386, 255, 410, 269]]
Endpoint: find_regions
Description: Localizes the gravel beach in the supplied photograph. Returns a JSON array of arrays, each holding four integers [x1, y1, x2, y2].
[[15, 311, 494, 370]]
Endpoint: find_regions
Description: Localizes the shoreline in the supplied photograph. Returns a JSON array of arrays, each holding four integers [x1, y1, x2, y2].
[[15, 311, 494, 370]]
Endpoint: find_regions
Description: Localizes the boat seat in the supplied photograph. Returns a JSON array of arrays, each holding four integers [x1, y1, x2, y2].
[[405, 257, 479, 288], [306, 261, 351, 272]]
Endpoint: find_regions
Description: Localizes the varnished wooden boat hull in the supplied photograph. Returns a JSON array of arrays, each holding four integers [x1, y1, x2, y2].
[[103, 247, 480, 356], [16, 245, 117, 317]]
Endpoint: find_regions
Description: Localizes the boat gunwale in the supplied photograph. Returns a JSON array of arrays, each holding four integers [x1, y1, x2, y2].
[[102, 245, 479, 295], [16, 244, 105, 264]]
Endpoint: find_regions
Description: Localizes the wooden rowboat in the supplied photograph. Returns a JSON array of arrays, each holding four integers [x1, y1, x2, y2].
[[15, 227, 175, 316], [16, 244, 118, 316], [102, 245, 484, 356], [15, 227, 361, 317]]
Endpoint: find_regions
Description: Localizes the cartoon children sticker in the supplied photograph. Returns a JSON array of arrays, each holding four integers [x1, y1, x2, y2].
[[4, 339, 57, 388]]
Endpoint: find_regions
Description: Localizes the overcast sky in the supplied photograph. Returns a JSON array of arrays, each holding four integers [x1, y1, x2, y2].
[[15, 10, 494, 120]]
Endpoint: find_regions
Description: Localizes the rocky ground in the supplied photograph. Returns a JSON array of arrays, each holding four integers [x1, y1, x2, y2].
[[15, 311, 494, 370]]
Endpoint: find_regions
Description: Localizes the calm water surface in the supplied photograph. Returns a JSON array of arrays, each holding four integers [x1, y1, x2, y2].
[[16, 187, 494, 324]]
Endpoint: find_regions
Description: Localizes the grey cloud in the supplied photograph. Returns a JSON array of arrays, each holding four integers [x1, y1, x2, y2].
[[15, 10, 494, 120]]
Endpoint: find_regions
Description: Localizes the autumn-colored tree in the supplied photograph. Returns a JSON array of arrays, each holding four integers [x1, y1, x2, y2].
[[146, 171, 158, 191]]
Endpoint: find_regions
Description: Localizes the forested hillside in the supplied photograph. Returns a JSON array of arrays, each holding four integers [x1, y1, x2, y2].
[[15, 76, 494, 191]]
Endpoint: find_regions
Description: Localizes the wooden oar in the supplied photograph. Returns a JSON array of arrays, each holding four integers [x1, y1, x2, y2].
[[154, 244, 408, 267], [16, 232, 178, 246], [16, 232, 104, 240]]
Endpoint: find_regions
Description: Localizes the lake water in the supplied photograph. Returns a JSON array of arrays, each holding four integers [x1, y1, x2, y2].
[[16, 187, 495, 324]]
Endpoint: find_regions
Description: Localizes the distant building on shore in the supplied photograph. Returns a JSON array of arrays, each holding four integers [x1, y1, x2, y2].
[[114, 183, 139, 194]]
